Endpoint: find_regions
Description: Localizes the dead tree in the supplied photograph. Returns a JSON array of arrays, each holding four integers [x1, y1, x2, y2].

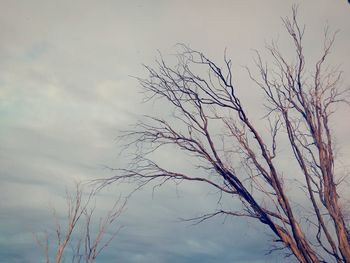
[[37, 183, 125, 263], [102, 7, 350, 263]]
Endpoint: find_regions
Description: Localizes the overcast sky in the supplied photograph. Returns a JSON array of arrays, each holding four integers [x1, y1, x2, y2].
[[1, 1, 350, 262]]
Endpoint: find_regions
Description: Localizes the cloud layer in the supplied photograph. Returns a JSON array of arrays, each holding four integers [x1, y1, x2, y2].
[[0, 0, 349, 262]]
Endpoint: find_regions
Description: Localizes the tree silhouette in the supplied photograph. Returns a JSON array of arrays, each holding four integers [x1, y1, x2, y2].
[[102, 7, 350, 262], [37, 183, 125, 263]]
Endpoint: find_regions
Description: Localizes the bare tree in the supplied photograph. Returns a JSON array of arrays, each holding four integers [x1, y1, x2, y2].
[[37, 183, 125, 263], [100, 7, 350, 263]]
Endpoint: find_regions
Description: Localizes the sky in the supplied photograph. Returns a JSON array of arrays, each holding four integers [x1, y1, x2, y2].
[[1, 0, 350, 262]]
